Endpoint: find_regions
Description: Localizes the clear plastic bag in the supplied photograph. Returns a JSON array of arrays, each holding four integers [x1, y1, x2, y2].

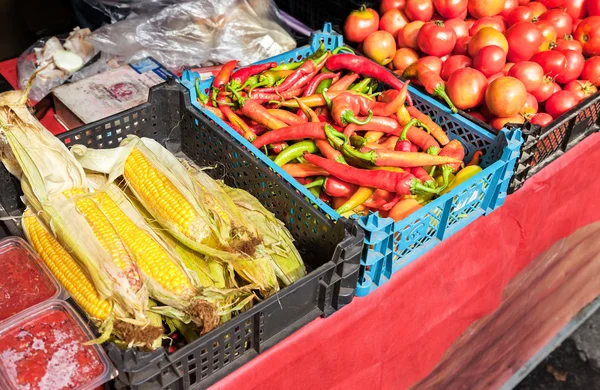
[[17, 28, 101, 104], [89, 0, 297, 70]]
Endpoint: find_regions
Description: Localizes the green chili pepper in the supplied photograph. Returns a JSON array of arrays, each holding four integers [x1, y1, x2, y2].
[[332, 46, 355, 55], [195, 79, 209, 105], [308, 185, 322, 198], [351, 78, 372, 93], [273, 140, 319, 166], [272, 62, 304, 71], [304, 177, 325, 189]]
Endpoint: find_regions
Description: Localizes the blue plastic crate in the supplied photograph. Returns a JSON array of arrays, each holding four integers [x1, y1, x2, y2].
[[180, 23, 523, 296]]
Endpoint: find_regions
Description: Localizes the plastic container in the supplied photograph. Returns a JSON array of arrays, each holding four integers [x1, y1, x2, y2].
[[0, 299, 116, 390], [0, 237, 67, 323], [181, 24, 523, 297], [0, 79, 364, 389]]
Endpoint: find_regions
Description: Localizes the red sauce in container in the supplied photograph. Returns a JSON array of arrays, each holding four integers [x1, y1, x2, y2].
[[0, 244, 58, 322], [0, 305, 105, 390]]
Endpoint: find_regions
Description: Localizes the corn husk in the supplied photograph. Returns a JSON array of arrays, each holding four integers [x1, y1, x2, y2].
[[0, 84, 149, 324], [72, 136, 279, 295], [219, 183, 306, 286]]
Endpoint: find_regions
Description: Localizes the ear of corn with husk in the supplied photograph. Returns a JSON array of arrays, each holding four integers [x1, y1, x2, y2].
[[180, 160, 306, 286], [0, 85, 151, 324], [72, 136, 280, 295]]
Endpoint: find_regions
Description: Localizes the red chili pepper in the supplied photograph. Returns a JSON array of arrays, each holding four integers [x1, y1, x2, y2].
[[228, 87, 288, 130], [342, 116, 400, 138], [216, 93, 256, 141], [259, 51, 330, 93], [395, 139, 412, 152], [324, 177, 358, 197], [229, 62, 277, 90], [329, 73, 359, 91], [402, 63, 457, 113], [279, 90, 359, 108], [406, 106, 450, 146], [252, 122, 326, 149], [325, 54, 413, 105], [362, 189, 395, 209], [318, 115, 344, 132], [282, 162, 330, 178], [266, 109, 307, 125], [270, 142, 288, 154], [328, 92, 373, 126], [304, 72, 340, 97], [294, 97, 320, 123], [411, 167, 436, 187], [398, 118, 439, 155], [303, 153, 437, 195], [212, 60, 238, 100], [203, 105, 225, 120], [248, 88, 304, 103]]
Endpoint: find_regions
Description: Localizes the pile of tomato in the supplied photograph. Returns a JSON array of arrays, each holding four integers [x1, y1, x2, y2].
[[344, 0, 600, 129]]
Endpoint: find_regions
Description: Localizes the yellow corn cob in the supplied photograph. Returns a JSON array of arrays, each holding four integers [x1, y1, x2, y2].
[[124, 149, 203, 242], [23, 212, 112, 321], [92, 190, 196, 297], [64, 188, 143, 292]]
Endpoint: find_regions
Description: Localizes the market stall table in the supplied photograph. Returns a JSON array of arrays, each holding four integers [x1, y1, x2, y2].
[[1, 59, 598, 390]]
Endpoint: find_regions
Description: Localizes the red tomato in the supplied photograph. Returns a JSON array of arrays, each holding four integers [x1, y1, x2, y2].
[[392, 48, 420, 72], [539, 9, 573, 38], [573, 16, 600, 56], [531, 76, 555, 101], [441, 55, 473, 80], [563, 80, 599, 100], [508, 61, 545, 92], [432, 0, 468, 18], [405, 0, 434, 21], [545, 90, 580, 118], [453, 36, 471, 55], [503, 62, 515, 75], [381, 0, 406, 14], [527, 2, 547, 18], [380, 9, 410, 38], [447, 68, 489, 110], [465, 18, 476, 30], [521, 93, 539, 118], [588, 0, 600, 16], [363, 31, 397, 65], [519, 0, 531, 4], [418, 56, 444, 75], [505, 22, 545, 62], [581, 56, 600, 86], [344, 6, 380, 43], [501, 0, 520, 18], [508, 6, 534, 26], [474, 45, 507, 77], [551, 82, 562, 93], [530, 112, 553, 127], [490, 115, 526, 130], [531, 51, 567, 78], [555, 50, 585, 84], [398, 20, 425, 49], [572, 18, 583, 32], [535, 20, 557, 52], [565, 0, 588, 20], [468, 0, 504, 18], [538, 0, 564, 7], [488, 72, 505, 83], [485, 76, 528, 117], [554, 35, 583, 53], [417, 21, 457, 56], [468, 27, 509, 57], [470, 17, 506, 35], [444, 18, 469, 38]]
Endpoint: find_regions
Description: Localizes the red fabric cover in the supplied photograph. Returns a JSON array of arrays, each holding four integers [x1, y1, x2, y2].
[[2, 58, 598, 390]]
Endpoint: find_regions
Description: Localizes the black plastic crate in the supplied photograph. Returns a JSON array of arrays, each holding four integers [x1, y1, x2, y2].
[[0, 80, 364, 389], [506, 93, 600, 193], [274, 0, 376, 32]]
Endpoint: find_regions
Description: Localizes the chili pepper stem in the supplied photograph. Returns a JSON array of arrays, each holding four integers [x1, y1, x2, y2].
[[439, 165, 454, 192], [434, 85, 458, 113], [343, 109, 373, 125]]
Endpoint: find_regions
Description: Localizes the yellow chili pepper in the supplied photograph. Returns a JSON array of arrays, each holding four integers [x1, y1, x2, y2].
[[370, 166, 405, 173], [441, 165, 482, 194], [336, 186, 375, 215]]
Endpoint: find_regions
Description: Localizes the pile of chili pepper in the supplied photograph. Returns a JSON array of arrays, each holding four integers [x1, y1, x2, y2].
[[196, 47, 483, 222]]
